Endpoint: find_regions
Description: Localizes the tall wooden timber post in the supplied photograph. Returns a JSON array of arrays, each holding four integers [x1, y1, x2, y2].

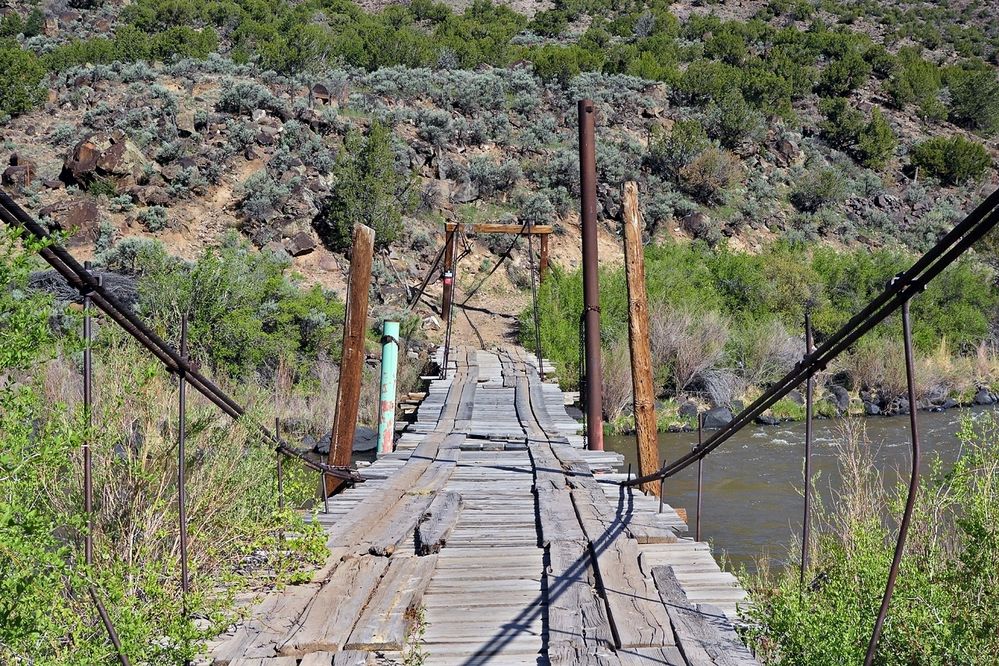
[[327, 223, 375, 495], [621, 182, 659, 496]]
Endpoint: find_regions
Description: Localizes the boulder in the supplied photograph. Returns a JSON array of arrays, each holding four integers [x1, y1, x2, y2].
[[826, 385, 850, 413], [973, 388, 994, 406], [284, 231, 316, 257], [864, 401, 881, 416], [129, 186, 171, 206], [755, 413, 780, 426], [702, 406, 733, 430], [3, 165, 33, 188], [39, 198, 101, 247], [450, 180, 479, 204], [940, 398, 959, 410], [677, 400, 698, 419], [61, 133, 151, 190], [176, 108, 196, 136]]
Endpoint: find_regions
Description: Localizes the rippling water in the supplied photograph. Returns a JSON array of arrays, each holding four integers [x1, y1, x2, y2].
[[605, 406, 997, 573]]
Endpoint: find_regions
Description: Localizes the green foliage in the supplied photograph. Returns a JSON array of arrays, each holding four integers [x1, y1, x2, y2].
[[818, 49, 871, 96], [314, 121, 415, 251], [945, 63, 999, 136], [910, 135, 992, 185], [647, 119, 710, 182], [101, 234, 345, 379], [0, 43, 46, 118], [742, 414, 999, 664], [856, 108, 897, 169], [885, 50, 946, 120], [528, 241, 999, 391], [819, 98, 897, 169], [531, 45, 602, 85], [790, 166, 847, 212], [678, 147, 742, 205]]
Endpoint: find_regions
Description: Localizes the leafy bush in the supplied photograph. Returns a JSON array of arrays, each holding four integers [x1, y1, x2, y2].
[[469, 157, 522, 196], [910, 135, 992, 185], [314, 121, 415, 250], [647, 119, 711, 181], [790, 167, 848, 212], [679, 147, 742, 204], [945, 64, 999, 136], [818, 49, 872, 96], [0, 43, 46, 118], [819, 99, 897, 168]]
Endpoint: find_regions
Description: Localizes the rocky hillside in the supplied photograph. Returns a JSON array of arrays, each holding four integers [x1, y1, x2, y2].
[[1, 0, 997, 345]]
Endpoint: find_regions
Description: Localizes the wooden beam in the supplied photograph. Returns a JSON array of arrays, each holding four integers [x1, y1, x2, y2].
[[327, 224, 375, 495], [621, 182, 660, 498], [444, 222, 554, 235]]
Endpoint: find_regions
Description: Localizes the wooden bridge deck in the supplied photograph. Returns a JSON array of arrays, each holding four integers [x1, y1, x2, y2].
[[209, 348, 757, 665]]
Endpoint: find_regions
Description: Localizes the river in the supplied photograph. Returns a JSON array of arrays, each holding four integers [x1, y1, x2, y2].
[[604, 406, 997, 573]]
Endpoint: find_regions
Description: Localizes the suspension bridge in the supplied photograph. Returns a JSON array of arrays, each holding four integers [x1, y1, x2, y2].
[[208, 347, 756, 665], [6, 95, 999, 665]]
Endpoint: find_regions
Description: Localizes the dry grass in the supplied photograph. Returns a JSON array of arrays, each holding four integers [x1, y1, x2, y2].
[[649, 302, 730, 393]]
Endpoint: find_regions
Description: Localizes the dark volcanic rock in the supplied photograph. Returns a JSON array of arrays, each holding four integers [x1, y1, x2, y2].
[[826, 385, 850, 413], [702, 406, 733, 430], [974, 388, 994, 406], [39, 198, 101, 247]]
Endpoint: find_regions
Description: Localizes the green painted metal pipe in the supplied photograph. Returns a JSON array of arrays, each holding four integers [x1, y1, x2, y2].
[[377, 321, 400, 454]]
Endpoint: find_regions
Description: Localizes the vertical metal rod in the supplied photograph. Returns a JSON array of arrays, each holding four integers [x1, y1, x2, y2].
[[83, 265, 94, 568], [82, 267, 130, 666], [658, 459, 666, 514], [695, 413, 703, 542], [526, 226, 545, 381], [378, 321, 400, 454], [275, 418, 284, 512], [864, 299, 922, 666], [178, 315, 190, 610], [578, 98, 603, 452], [800, 312, 814, 592]]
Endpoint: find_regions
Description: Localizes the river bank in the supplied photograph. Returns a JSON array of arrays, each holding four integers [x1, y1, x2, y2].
[[604, 404, 997, 573]]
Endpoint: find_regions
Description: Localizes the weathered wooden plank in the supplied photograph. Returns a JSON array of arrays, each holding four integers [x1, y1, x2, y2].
[[276, 556, 390, 655], [416, 491, 463, 555], [536, 488, 586, 545], [346, 555, 438, 650], [229, 657, 298, 666], [546, 539, 615, 653], [652, 566, 759, 666], [213, 584, 320, 663], [580, 511, 675, 649]]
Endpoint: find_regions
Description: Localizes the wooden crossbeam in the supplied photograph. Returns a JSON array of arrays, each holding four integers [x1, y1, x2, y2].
[[444, 222, 554, 234]]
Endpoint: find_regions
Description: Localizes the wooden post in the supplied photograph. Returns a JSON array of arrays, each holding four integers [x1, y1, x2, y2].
[[539, 234, 550, 284], [326, 224, 375, 495], [621, 182, 659, 497]]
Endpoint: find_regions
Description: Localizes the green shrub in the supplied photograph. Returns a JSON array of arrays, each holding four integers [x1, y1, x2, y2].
[[945, 64, 999, 136], [856, 108, 897, 169], [314, 121, 415, 251], [910, 135, 992, 185], [790, 167, 848, 212], [679, 147, 742, 205], [818, 49, 872, 96], [885, 51, 946, 120], [704, 90, 763, 148], [646, 119, 711, 181], [0, 43, 46, 118]]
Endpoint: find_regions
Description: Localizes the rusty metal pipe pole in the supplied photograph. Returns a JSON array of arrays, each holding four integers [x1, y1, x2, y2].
[[864, 298, 922, 666], [578, 99, 603, 452], [800, 312, 814, 592], [695, 413, 703, 542]]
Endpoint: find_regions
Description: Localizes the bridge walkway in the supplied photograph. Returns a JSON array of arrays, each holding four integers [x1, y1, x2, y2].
[[209, 348, 756, 665]]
